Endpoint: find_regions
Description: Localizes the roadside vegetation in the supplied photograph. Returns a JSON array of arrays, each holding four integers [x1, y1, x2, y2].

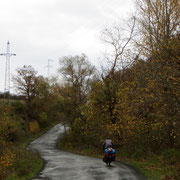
[[0, 78, 61, 180], [0, 0, 179, 180]]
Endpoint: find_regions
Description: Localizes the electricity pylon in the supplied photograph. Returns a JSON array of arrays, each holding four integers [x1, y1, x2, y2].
[[0, 41, 16, 99], [45, 59, 53, 77]]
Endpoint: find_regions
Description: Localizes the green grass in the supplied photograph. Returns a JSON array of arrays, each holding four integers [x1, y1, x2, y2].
[[127, 155, 179, 180]]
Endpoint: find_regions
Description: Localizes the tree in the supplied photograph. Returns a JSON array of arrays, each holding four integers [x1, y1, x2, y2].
[[100, 17, 136, 76], [56, 54, 97, 127], [13, 65, 37, 119], [135, 0, 180, 57], [58, 54, 96, 105]]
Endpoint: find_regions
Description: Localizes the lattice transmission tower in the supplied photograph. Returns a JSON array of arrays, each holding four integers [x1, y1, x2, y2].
[[45, 59, 53, 77], [0, 41, 16, 99]]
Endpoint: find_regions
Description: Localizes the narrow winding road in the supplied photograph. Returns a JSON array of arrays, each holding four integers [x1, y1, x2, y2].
[[27, 124, 146, 180]]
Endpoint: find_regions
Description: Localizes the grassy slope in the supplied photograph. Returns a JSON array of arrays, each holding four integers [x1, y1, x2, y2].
[[4, 121, 60, 180], [3, 115, 59, 180], [0, 99, 60, 180]]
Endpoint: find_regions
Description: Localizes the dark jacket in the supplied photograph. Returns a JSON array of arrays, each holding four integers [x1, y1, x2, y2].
[[103, 139, 114, 149]]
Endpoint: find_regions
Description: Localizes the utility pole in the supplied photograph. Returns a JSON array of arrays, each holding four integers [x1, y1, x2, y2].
[[45, 59, 53, 77], [0, 41, 16, 99]]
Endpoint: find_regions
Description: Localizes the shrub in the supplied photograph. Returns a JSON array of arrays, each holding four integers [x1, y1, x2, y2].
[[11, 101, 27, 115], [38, 112, 49, 128], [29, 121, 40, 133], [0, 146, 15, 179]]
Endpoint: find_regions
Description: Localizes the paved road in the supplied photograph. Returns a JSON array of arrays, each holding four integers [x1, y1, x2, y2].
[[27, 124, 146, 180]]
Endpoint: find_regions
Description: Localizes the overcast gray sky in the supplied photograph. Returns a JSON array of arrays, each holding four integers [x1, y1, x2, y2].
[[0, 0, 134, 92]]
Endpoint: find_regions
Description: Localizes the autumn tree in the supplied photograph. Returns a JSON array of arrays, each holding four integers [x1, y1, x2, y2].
[[135, 0, 180, 57], [32, 76, 55, 127], [58, 54, 96, 126], [13, 65, 37, 119], [59, 54, 96, 104]]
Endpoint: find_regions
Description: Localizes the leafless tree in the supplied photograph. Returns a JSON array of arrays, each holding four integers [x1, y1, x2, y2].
[[100, 17, 136, 77]]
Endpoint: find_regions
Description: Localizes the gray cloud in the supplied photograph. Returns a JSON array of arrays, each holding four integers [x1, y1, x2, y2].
[[0, 0, 134, 92]]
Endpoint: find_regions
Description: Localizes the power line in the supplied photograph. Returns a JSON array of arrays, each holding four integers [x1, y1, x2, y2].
[[0, 41, 16, 99]]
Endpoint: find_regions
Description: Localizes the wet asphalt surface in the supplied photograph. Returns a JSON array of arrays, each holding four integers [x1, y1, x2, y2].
[[27, 124, 146, 180]]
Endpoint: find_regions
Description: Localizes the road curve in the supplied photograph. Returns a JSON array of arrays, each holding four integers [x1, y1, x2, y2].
[[27, 124, 146, 180]]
